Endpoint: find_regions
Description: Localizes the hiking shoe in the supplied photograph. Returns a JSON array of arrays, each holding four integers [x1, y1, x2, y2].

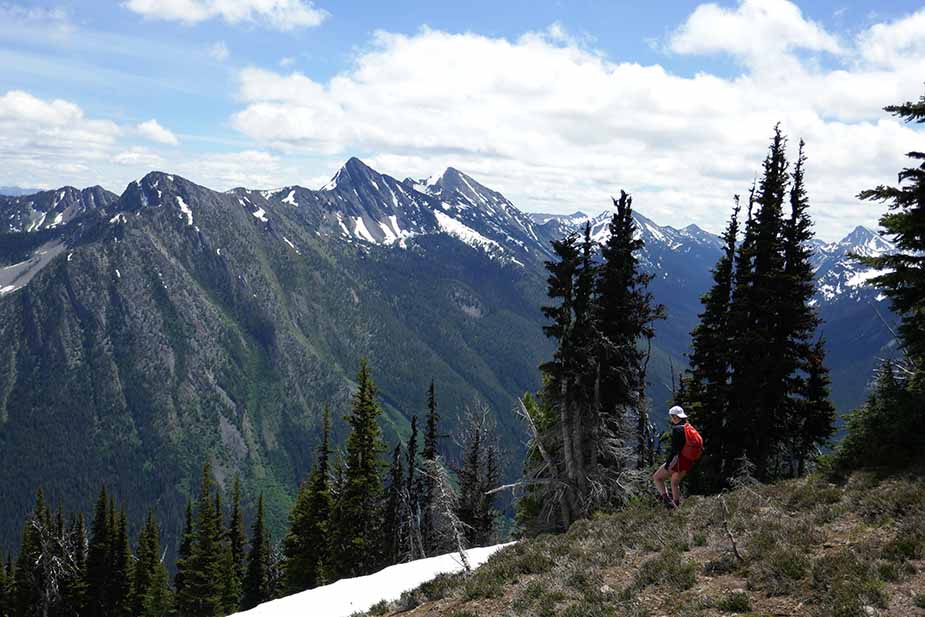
[[660, 494, 675, 509]]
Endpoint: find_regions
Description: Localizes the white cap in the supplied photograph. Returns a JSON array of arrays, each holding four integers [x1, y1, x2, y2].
[[668, 405, 688, 419]]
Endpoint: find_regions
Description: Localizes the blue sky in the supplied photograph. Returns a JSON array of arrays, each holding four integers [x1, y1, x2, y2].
[[1, 0, 924, 240]]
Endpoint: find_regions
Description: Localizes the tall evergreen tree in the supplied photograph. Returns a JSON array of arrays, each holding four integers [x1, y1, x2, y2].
[[61, 513, 88, 615], [84, 487, 111, 617], [596, 192, 665, 470], [107, 508, 132, 617], [176, 463, 222, 617], [131, 512, 160, 617], [241, 495, 270, 611], [382, 444, 404, 566], [284, 404, 332, 593], [327, 359, 387, 579], [684, 198, 740, 487], [2, 557, 13, 617], [857, 91, 925, 365], [421, 382, 440, 555], [405, 415, 419, 521], [173, 500, 193, 605], [228, 476, 246, 592], [13, 490, 50, 617]]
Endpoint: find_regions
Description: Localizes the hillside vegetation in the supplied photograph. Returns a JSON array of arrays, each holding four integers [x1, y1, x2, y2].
[[360, 472, 925, 617]]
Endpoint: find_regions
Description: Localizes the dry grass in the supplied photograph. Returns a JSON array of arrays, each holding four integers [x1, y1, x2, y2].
[[358, 474, 925, 617]]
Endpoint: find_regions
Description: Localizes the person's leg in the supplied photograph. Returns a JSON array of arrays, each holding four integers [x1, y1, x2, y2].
[[653, 464, 670, 497], [670, 470, 688, 504]]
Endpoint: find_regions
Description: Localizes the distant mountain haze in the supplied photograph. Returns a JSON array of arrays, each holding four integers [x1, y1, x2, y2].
[[0, 159, 898, 558]]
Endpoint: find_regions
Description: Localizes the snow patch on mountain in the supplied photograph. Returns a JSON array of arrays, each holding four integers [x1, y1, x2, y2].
[[176, 196, 193, 226], [433, 210, 501, 253]]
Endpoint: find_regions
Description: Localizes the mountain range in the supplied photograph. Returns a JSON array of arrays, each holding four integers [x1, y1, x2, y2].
[[0, 159, 898, 557]]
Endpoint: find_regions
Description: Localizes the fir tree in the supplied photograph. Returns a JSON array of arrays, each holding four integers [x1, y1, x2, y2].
[[107, 508, 132, 617], [327, 359, 387, 579], [857, 90, 925, 365], [382, 444, 404, 566], [173, 500, 193, 604], [421, 382, 440, 555], [13, 490, 49, 617], [241, 495, 270, 610], [284, 405, 332, 593], [685, 198, 740, 487], [596, 192, 665, 470], [176, 463, 222, 617], [61, 513, 88, 615], [228, 476, 246, 593], [2, 557, 13, 617], [131, 512, 160, 617], [84, 487, 111, 617]]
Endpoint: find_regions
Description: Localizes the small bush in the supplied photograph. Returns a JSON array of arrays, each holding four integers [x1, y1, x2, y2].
[[692, 531, 708, 547], [748, 546, 809, 594], [632, 548, 697, 591], [853, 480, 925, 525], [811, 548, 888, 616], [704, 553, 739, 576], [786, 477, 842, 511], [914, 594, 925, 609], [716, 591, 751, 612], [367, 600, 389, 615], [463, 573, 505, 600], [882, 513, 925, 561]]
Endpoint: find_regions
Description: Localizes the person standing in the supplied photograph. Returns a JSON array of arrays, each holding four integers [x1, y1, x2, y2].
[[652, 406, 702, 508]]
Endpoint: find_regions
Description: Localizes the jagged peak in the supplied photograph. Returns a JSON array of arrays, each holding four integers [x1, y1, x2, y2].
[[321, 157, 380, 191]]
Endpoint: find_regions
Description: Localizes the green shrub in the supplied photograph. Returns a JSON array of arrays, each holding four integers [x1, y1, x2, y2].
[[463, 573, 505, 600], [704, 553, 739, 575], [367, 600, 389, 615], [692, 531, 708, 547], [786, 477, 842, 511], [811, 548, 888, 616], [882, 513, 925, 561], [716, 591, 751, 612], [748, 546, 809, 594], [632, 548, 697, 591], [914, 594, 925, 609]]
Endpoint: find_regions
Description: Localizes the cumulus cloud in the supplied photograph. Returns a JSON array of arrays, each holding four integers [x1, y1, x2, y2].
[[114, 146, 166, 167], [857, 9, 925, 68], [668, 0, 844, 70], [137, 119, 180, 145], [123, 0, 329, 31], [230, 12, 924, 240], [0, 90, 121, 183]]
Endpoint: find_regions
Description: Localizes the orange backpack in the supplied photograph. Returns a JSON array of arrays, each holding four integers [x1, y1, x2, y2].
[[681, 423, 704, 461]]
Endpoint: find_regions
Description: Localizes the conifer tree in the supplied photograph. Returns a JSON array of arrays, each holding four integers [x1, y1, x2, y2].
[[61, 513, 88, 614], [241, 495, 270, 610], [382, 444, 404, 566], [284, 404, 332, 593], [596, 193, 665, 469], [13, 490, 49, 616], [228, 476, 246, 592], [685, 199, 740, 486], [406, 415, 419, 519], [421, 382, 439, 554], [327, 359, 387, 579], [84, 487, 111, 617], [176, 463, 222, 616], [131, 512, 161, 617], [108, 508, 132, 617], [173, 500, 193, 604], [728, 126, 791, 478], [857, 91, 925, 365]]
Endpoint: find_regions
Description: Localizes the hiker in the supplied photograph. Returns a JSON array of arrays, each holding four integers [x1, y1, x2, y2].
[[652, 406, 702, 508]]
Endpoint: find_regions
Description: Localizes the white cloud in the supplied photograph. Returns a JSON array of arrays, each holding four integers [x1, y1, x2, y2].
[[208, 40, 229, 61], [669, 0, 843, 74], [230, 7, 925, 241], [123, 0, 329, 31], [0, 90, 121, 184], [856, 9, 925, 68], [137, 119, 179, 145], [279, 56, 295, 67], [114, 146, 166, 167]]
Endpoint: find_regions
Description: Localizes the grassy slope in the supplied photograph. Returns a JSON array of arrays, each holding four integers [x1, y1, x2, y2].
[[363, 473, 925, 617]]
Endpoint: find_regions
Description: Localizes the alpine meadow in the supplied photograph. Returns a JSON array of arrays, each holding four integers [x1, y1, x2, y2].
[[0, 1, 923, 616]]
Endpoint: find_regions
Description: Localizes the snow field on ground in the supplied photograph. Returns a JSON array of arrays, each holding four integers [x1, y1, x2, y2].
[[231, 543, 514, 617]]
